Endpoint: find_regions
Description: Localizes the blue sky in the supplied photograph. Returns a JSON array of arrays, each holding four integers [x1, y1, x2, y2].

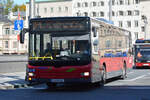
[[13, 0, 26, 5]]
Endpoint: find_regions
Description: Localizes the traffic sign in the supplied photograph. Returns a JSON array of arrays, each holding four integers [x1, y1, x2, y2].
[[14, 20, 23, 30]]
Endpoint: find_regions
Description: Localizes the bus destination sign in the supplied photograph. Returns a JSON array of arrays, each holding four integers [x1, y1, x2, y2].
[[31, 21, 88, 32]]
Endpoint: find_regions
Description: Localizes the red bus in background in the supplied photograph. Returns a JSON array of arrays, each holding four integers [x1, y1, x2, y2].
[[20, 17, 133, 88], [134, 39, 150, 68]]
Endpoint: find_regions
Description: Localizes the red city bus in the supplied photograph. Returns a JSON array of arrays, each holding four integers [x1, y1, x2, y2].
[[20, 17, 133, 87], [134, 39, 150, 68]]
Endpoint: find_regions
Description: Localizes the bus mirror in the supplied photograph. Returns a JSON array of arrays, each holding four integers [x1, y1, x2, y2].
[[20, 28, 28, 44]]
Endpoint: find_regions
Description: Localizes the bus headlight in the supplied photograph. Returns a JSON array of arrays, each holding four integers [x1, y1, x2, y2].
[[81, 72, 90, 76], [28, 72, 34, 76], [84, 72, 90, 76]]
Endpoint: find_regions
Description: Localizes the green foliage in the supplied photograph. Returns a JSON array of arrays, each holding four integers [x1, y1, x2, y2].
[[12, 4, 26, 12], [0, 0, 14, 15]]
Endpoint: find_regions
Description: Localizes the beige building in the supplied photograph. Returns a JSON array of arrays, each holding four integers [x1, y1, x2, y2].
[[0, 18, 28, 55]]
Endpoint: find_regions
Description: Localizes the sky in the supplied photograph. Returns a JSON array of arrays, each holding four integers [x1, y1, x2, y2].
[[13, 0, 26, 5]]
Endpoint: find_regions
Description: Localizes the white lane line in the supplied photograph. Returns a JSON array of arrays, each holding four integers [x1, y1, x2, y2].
[[127, 72, 134, 75], [121, 75, 146, 82]]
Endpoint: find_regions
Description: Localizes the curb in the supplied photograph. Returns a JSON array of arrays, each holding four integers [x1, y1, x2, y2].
[[0, 82, 42, 90]]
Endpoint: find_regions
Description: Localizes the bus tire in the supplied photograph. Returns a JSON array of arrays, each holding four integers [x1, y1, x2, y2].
[[101, 65, 107, 84], [121, 62, 127, 79]]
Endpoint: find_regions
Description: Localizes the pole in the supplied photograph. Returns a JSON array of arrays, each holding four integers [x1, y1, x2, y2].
[[109, 0, 112, 21], [29, 0, 35, 19]]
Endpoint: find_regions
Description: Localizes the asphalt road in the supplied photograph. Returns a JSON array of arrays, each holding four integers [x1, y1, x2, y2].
[[0, 55, 27, 73], [0, 69, 150, 100]]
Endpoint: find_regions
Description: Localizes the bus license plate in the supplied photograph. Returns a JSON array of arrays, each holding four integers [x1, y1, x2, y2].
[[51, 79, 64, 83]]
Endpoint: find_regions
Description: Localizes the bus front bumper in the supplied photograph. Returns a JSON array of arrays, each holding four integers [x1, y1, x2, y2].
[[135, 63, 150, 67], [27, 77, 91, 84]]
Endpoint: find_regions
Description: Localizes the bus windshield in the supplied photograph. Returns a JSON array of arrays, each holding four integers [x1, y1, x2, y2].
[[29, 33, 91, 66], [135, 45, 150, 61]]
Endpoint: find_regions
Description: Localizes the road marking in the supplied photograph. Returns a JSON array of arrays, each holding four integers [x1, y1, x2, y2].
[[127, 72, 134, 75], [121, 75, 146, 81]]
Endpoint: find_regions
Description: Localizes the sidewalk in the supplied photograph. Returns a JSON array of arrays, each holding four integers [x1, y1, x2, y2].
[[0, 72, 28, 89]]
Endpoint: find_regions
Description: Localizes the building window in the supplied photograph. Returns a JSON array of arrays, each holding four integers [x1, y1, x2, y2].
[[92, 12, 97, 17], [65, 7, 68, 12], [126, 0, 131, 5], [44, 8, 47, 13], [127, 10, 132, 16], [112, 11, 115, 16], [134, 32, 138, 40], [99, 1, 104, 6], [142, 26, 145, 32], [91, 2, 97, 7], [76, 12, 81, 16], [37, 8, 39, 14], [134, 10, 139, 16], [84, 12, 88, 16], [112, 0, 115, 5], [119, 0, 124, 5], [134, 20, 139, 27], [50, 7, 54, 13], [77, 2, 81, 7], [100, 12, 104, 17], [5, 41, 8, 48], [119, 11, 124, 16], [105, 40, 111, 48], [84, 2, 88, 7], [5, 28, 10, 35], [13, 41, 17, 48], [12, 29, 14, 34], [135, 0, 139, 4], [58, 7, 61, 12], [118, 40, 122, 48], [119, 21, 123, 27], [127, 21, 131, 28]]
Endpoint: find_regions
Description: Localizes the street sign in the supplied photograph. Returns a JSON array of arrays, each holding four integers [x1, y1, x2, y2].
[[14, 20, 23, 30]]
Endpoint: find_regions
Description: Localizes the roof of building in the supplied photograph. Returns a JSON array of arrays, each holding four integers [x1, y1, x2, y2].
[[26, 0, 72, 3]]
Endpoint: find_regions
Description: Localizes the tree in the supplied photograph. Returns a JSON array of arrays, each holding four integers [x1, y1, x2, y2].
[[12, 4, 26, 12], [0, 0, 14, 15]]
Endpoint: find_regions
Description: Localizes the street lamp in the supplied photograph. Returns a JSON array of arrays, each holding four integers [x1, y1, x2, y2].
[[142, 15, 148, 39], [109, 0, 112, 21]]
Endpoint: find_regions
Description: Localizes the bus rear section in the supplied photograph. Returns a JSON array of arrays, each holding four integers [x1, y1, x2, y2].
[[134, 39, 150, 68]]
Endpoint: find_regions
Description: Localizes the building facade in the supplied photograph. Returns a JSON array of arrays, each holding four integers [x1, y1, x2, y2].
[[72, 0, 141, 43], [0, 5, 28, 55], [25, 0, 150, 44], [140, 0, 150, 39], [25, 0, 73, 28], [0, 17, 28, 55]]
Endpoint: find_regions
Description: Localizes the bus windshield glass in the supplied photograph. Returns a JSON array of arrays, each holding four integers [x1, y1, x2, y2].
[[29, 33, 91, 66], [135, 45, 150, 61]]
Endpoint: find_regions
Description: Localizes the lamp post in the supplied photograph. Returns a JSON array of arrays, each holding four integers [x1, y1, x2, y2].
[[109, 0, 112, 21], [142, 15, 148, 39], [29, 0, 35, 19]]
